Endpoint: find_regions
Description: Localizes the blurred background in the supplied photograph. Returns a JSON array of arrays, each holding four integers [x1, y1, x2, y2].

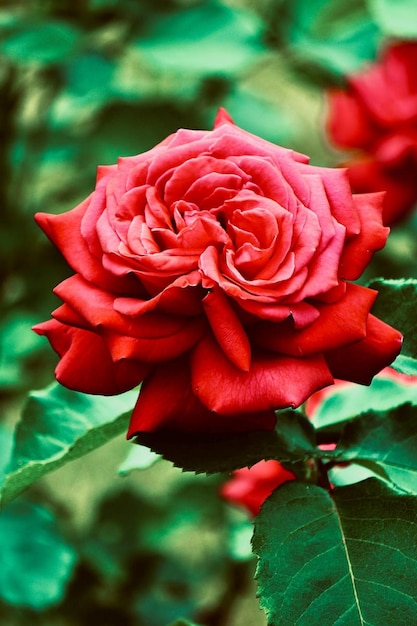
[[1, 0, 417, 624]]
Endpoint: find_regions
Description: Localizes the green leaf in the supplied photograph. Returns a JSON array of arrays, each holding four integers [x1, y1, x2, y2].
[[310, 370, 417, 429], [170, 619, 200, 626], [135, 2, 264, 76], [253, 479, 417, 625], [218, 87, 297, 146], [118, 443, 160, 476], [369, 278, 417, 374], [328, 463, 379, 487], [0, 312, 46, 390], [368, 0, 417, 38], [281, 0, 381, 76], [336, 404, 417, 494], [0, 500, 77, 609], [1, 382, 137, 506], [135, 409, 316, 474], [0, 427, 14, 483], [2, 20, 80, 64]]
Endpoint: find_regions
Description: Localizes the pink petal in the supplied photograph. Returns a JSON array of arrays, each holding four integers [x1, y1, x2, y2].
[[214, 108, 235, 127]]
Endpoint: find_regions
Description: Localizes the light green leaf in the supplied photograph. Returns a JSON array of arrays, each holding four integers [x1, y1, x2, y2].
[[328, 462, 378, 486], [369, 278, 417, 374], [0, 500, 77, 609], [2, 20, 80, 64], [135, 409, 317, 474], [392, 354, 417, 376], [253, 479, 417, 625], [118, 443, 160, 476], [368, 0, 417, 38], [311, 370, 417, 429], [336, 404, 417, 494], [135, 2, 264, 76], [0, 312, 45, 390], [218, 87, 297, 146], [1, 382, 137, 506]]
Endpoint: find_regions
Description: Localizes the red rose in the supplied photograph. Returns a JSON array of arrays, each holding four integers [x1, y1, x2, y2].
[[327, 42, 417, 224], [220, 460, 296, 516], [34, 109, 402, 436]]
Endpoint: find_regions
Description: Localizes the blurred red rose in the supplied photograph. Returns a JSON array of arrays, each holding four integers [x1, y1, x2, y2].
[[327, 42, 417, 225], [220, 460, 296, 516], [34, 109, 402, 436]]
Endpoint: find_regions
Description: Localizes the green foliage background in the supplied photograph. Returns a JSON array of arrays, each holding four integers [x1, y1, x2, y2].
[[1, 0, 417, 624]]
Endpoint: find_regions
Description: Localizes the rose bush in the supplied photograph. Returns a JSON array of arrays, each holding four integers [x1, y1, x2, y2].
[[34, 109, 402, 436], [220, 460, 296, 516], [327, 41, 417, 225]]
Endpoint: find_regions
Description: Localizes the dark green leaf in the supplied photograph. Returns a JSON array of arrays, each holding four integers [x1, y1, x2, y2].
[[253, 479, 417, 626], [0, 500, 77, 609], [170, 619, 203, 626], [1, 382, 137, 506], [0, 427, 14, 483], [368, 0, 417, 38], [135, 409, 316, 474], [135, 3, 264, 76], [369, 278, 417, 374], [336, 404, 417, 494], [2, 20, 80, 64]]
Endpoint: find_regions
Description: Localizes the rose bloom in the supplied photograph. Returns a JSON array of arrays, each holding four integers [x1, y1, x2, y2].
[[327, 42, 417, 225], [34, 109, 402, 436], [220, 460, 296, 517]]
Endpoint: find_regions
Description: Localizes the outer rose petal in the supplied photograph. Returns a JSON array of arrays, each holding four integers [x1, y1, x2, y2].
[[191, 335, 334, 415], [324, 314, 403, 385], [220, 460, 296, 516], [35, 200, 138, 294], [127, 356, 276, 435], [339, 192, 388, 280], [250, 283, 377, 356], [33, 319, 149, 395]]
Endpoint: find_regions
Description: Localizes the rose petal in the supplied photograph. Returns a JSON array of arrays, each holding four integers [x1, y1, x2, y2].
[[339, 192, 389, 280], [250, 283, 377, 356], [105, 314, 206, 363], [203, 288, 251, 371], [33, 319, 149, 395], [191, 335, 334, 415], [35, 200, 137, 294], [324, 314, 403, 385], [127, 356, 276, 435]]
